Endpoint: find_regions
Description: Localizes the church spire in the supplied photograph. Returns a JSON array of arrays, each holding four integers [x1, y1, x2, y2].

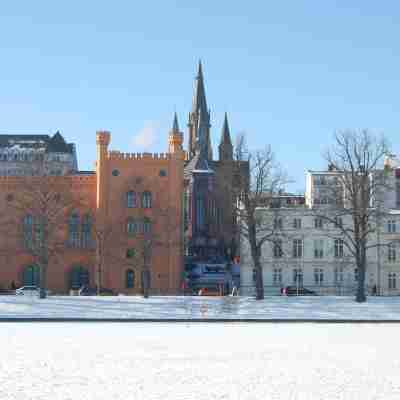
[[188, 61, 212, 160], [192, 60, 208, 115], [219, 112, 233, 161]]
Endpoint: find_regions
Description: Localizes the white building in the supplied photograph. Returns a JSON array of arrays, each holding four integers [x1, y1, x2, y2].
[[240, 164, 400, 296]]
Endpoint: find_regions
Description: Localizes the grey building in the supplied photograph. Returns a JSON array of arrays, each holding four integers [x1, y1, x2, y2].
[[0, 131, 78, 176]]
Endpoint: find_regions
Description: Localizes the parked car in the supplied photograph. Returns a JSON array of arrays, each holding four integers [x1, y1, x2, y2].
[[15, 286, 39, 296], [285, 286, 317, 296], [78, 286, 115, 296], [198, 286, 221, 296]]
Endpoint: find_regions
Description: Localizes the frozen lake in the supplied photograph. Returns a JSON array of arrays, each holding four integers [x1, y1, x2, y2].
[[1, 323, 399, 400]]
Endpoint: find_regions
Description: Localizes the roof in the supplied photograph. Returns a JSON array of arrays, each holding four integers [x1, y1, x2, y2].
[[184, 151, 214, 179], [0, 132, 74, 154]]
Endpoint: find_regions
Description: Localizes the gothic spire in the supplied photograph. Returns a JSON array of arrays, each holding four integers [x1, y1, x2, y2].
[[192, 60, 208, 115]]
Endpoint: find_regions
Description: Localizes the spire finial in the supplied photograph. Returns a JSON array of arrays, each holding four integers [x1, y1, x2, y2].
[[172, 112, 179, 132], [197, 59, 203, 78]]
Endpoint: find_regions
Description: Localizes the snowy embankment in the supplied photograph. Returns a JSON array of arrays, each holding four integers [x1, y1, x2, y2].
[[1, 295, 400, 320]]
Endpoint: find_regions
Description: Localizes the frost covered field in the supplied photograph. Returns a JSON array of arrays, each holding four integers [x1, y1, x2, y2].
[[1, 295, 400, 319], [1, 323, 400, 400]]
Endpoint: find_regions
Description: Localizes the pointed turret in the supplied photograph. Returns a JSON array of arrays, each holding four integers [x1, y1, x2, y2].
[[219, 113, 233, 161], [172, 111, 180, 133], [169, 112, 183, 156]]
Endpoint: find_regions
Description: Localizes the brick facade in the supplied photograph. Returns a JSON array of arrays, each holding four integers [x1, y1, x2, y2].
[[0, 130, 184, 294]]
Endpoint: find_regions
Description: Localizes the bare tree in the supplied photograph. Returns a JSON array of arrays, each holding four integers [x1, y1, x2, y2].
[[232, 134, 289, 300], [0, 177, 84, 299], [312, 130, 391, 302]]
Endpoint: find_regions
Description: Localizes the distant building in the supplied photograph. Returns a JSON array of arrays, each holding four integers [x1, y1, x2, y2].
[[0, 131, 78, 176]]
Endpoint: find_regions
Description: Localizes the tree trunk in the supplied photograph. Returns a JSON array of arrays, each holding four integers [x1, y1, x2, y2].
[[39, 259, 48, 299], [356, 250, 367, 303], [250, 242, 264, 300], [142, 269, 150, 299], [254, 257, 264, 300]]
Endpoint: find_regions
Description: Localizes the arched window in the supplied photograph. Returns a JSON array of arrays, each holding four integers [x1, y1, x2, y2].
[[70, 266, 89, 289], [142, 218, 151, 234], [23, 264, 40, 286], [196, 195, 205, 229], [23, 215, 33, 249], [126, 191, 137, 208], [127, 218, 139, 235], [142, 191, 152, 208], [126, 269, 135, 288], [68, 213, 80, 248], [81, 214, 92, 248]]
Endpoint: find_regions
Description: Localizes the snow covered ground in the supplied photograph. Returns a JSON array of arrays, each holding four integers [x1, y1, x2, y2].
[[1, 295, 400, 320], [1, 322, 400, 400]]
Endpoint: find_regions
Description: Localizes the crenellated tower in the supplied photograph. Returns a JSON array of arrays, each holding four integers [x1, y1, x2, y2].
[[168, 112, 184, 157]]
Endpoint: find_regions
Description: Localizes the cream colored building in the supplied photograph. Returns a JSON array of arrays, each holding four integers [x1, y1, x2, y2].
[[240, 164, 400, 296]]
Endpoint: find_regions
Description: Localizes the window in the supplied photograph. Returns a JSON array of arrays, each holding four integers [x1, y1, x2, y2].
[[196, 195, 205, 229], [314, 218, 323, 229], [68, 213, 80, 248], [274, 218, 283, 230], [127, 218, 139, 235], [388, 243, 396, 262], [313, 239, 324, 259], [126, 248, 136, 258], [388, 220, 396, 233], [293, 218, 301, 229], [334, 239, 344, 258], [112, 169, 120, 176], [142, 191, 152, 208], [389, 273, 396, 290], [159, 169, 167, 177], [143, 218, 151, 234], [23, 215, 33, 249], [293, 268, 303, 286], [334, 266, 344, 285], [293, 239, 303, 258], [314, 268, 324, 285], [273, 268, 282, 286], [126, 191, 137, 208], [126, 269, 135, 288], [81, 214, 92, 248], [314, 176, 326, 186], [334, 217, 343, 228], [273, 239, 283, 258]]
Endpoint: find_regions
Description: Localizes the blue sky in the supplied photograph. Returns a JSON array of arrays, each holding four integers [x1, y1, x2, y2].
[[0, 1, 399, 191]]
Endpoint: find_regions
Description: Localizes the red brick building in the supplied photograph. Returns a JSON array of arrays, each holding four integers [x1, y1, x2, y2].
[[0, 126, 185, 294]]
